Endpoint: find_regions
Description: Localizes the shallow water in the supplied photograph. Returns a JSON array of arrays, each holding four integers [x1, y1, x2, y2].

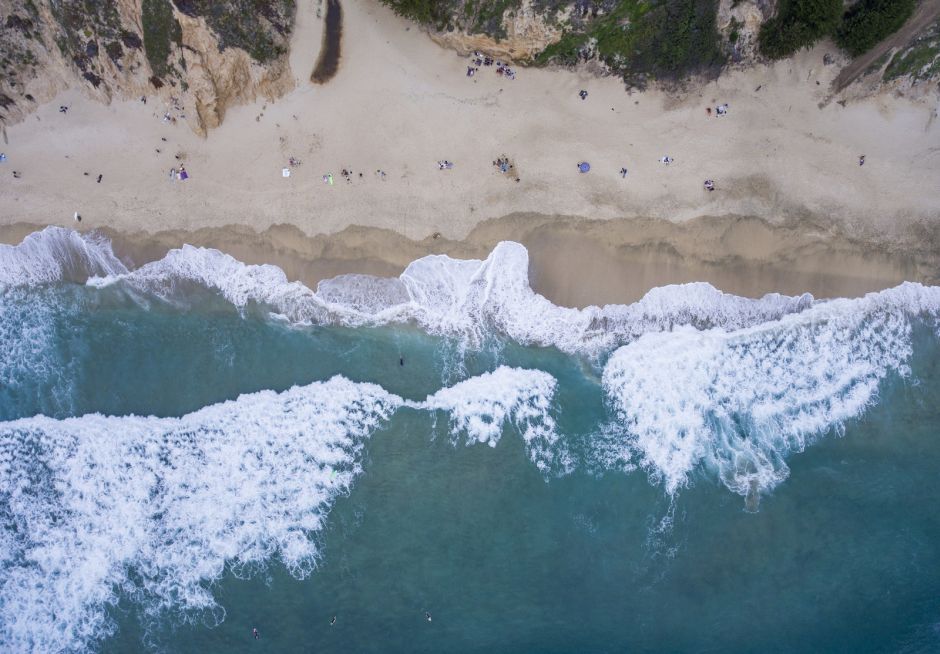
[[1, 228, 939, 653]]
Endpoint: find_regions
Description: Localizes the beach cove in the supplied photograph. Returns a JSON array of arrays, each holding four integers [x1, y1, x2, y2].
[[3, 1, 940, 652], [0, 0, 938, 293]]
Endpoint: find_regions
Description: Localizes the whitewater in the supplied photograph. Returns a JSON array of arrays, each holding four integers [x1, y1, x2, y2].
[[2, 227, 939, 652]]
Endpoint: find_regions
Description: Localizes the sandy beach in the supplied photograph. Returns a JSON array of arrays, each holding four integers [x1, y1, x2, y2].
[[1, 0, 939, 305]]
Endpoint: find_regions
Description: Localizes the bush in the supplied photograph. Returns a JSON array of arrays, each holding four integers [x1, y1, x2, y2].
[[142, 0, 181, 78], [381, 0, 453, 27], [836, 0, 914, 56], [758, 0, 841, 59], [537, 0, 722, 82]]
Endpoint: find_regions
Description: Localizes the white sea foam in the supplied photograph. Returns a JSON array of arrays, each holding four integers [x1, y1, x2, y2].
[[417, 366, 563, 472], [602, 282, 940, 498], [0, 366, 564, 652], [0, 376, 402, 653], [85, 239, 813, 356], [0, 227, 126, 287]]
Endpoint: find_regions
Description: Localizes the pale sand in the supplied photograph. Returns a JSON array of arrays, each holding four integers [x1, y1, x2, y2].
[[1, 0, 939, 307]]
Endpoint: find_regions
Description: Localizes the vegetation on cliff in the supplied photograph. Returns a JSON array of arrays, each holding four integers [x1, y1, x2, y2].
[[836, 0, 915, 56], [172, 0, 295, 63], [759, 0, 915, 59], [383, 0, 722, 83]]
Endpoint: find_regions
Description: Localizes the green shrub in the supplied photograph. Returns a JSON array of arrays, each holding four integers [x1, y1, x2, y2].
[[537, 0, 722, 82], [758, 0, 841, 59], [836, 0, 914, 56], [142, 0, 180, 78], [382, 0, 453, 27]]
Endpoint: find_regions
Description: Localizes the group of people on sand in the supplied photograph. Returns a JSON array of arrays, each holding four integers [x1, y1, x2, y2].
[[466, 51, 516, 79]]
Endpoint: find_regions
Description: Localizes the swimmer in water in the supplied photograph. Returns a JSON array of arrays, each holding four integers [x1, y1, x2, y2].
[[426, 612, 432, 622], [252, 627, 260, 639], [400, 357, 404, 366], [330, 616, 336, 626]]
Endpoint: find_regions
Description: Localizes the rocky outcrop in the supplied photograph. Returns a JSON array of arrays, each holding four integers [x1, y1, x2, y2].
[[0, 0, 296, 134], [430, 0, 566, 62]]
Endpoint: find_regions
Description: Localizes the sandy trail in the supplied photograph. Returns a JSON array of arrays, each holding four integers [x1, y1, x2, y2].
[[833, 0, 940, 91]]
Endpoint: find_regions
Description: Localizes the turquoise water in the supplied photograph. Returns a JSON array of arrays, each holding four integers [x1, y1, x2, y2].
[[1, 228, 940, 652]]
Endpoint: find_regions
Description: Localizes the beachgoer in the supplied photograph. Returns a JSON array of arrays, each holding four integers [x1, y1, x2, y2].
[[73, 212, 81, 222], [704, 179, 715, 191], [0, 153, 6, 162], [252, 628, 260, 640], [620, 167, 628, 178], [400, 357, 404, 366], [330, 616, 336, 626], [426, 612, 432, 622], [706, 107, 711, 116], [97, 174, 102, 183], [859, 155, 866, 166], [579, 90, 588, 100], [12, 171, 20, 178]]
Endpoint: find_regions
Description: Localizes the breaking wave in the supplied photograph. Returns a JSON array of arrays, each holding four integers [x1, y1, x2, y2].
[[2, 227, 940, 649], [0, 366, 558, 652], [0, 227, 126, 287], [602, 283, 940, 502], [73, 229, 813, 356]]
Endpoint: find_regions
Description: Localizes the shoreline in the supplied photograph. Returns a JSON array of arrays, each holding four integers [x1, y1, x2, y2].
[[0, 0, 937, 308], [2, 213, 931, 308]]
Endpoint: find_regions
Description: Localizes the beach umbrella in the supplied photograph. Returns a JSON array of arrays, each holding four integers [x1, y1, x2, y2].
[[578, 162, 590, 173]]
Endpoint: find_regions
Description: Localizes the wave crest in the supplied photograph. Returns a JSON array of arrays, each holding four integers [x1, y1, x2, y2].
[[602, 283, 940, 499]]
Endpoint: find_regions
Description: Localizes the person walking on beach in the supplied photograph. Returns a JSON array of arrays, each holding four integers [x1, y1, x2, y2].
[[620, 167, 628, 178]]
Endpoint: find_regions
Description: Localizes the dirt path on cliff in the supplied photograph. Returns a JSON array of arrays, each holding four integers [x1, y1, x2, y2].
[[833, 0, 940, 92]]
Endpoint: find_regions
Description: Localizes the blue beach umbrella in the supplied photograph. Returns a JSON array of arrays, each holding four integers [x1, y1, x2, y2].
[[578, 161, 590, 173]]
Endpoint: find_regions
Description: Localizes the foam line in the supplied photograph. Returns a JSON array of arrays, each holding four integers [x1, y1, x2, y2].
[[602, 283, 940, 497], [0, 366, 560, 651], [0, 227, 126, 286], [83, 238, 814, 355]]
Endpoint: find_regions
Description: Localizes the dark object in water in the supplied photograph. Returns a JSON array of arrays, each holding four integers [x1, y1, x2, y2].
[[311, 0, 342, 84]]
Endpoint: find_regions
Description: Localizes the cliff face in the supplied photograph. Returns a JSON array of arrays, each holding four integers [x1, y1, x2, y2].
[[383, 0, 940, 95], [0, 0, 295, 134]]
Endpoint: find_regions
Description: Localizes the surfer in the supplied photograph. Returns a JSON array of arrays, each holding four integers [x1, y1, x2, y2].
[[330, 615, 336, 626], [252, 627, 260, 639], [426, 612, 432, 622]]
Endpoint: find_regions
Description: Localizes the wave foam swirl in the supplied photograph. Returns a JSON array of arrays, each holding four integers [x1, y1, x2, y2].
[[84, 238, 813, 356], [602, 283, 940, 498], [0, 376, 400, 652], [0, 366, 558, 652], [418, 366, 563, 472], [0, 227, 126, 287]]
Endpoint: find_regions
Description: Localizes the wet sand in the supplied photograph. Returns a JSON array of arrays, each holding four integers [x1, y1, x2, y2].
[[3, 213, 931, 308]]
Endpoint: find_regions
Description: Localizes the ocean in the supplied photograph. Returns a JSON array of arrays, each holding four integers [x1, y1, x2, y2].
[[1, 227, 939, 653]]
